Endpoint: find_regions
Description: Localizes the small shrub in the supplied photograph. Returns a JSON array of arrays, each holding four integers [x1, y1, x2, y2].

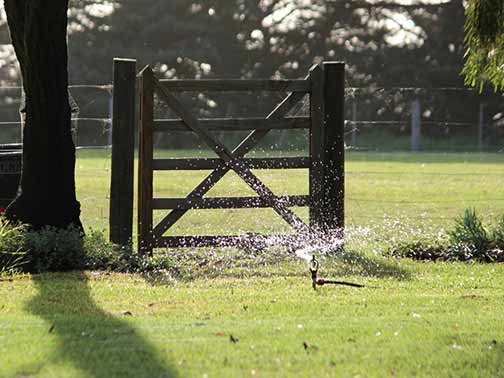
[[449, 208, 491, 258], [0, 220, 175, 274], [389, 209, 504, 263], [0, 219, 27, 273], [23, 225, 86, 272]]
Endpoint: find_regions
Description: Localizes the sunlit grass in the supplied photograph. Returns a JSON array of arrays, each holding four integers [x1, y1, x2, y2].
[[1, 260, 504, 377], [76, 150, 504, 238], [2, 150, 504, 377]]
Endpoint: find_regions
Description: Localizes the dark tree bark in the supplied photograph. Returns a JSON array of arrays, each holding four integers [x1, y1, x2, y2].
[[4, 0, 82, 230]]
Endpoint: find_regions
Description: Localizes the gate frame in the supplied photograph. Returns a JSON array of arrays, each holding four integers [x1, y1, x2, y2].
[[131, 61, 345, 255]]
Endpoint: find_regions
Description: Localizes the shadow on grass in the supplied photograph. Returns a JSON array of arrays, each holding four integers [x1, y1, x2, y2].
[[144, 247, 411, 285], [26, 272, 177, 378], [333, 249, 412, 280]]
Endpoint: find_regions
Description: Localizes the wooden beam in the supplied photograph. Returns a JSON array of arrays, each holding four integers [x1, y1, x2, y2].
[[154, 117, 310, 132], [109, 58, 136, 247], [322, 62, 345, 233], [152, 157, 310, 171], [152, 195, 309, 210], [158, 79, 310, 92], [155, 234, 297, 248]]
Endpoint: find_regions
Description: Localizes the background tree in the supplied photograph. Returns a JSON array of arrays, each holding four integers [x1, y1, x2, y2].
[[1, 1, 501, 151], [4, 0, 83, 229], [463, 0, 504, 91]]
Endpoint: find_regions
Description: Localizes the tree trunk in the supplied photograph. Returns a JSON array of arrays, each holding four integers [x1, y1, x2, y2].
[[4, 0, 82, 230]]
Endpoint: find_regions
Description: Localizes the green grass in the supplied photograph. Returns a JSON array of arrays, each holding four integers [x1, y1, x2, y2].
[[2, 150, 504, 377], [76, 150, 504, 236], [1, 260, 504, 377]]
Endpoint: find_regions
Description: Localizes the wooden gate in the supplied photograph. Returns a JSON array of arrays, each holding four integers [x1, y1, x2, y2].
[[138, 62, 345, 254]]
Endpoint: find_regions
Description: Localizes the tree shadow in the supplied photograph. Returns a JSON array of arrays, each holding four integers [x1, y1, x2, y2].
[[25, 272, 178, 378]]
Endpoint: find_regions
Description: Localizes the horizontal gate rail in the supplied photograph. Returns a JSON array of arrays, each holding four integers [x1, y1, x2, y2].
[[154, 116, 310, 132], [158, 79, 310, 92], [152, 157, 310, 171], [156, 234, 297, 249], [152, 195, 309, 210]]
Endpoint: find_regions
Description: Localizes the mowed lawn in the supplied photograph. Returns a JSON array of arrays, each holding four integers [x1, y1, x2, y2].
[[1, 150, 503, 377], [1, 261, 504, 378]]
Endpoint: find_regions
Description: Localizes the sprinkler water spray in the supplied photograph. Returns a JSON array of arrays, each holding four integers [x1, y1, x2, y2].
[[309, 254, 365, 290]]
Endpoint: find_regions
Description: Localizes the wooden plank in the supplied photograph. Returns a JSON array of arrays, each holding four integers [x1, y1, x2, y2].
[[138, 66, 155, 255], [152, 157, 310, 171], [158, 79, 310, 92], [109, 58, 136, 247], [155, 234, 297, 248], [322, 62, 345, 233], [309, 64, 325, 229], [0, 143, 22, 150], [153, 79, 310, 234], [154, 117, 310, 132], [152, 89, 308, 238], [152, 195, 309, 210]]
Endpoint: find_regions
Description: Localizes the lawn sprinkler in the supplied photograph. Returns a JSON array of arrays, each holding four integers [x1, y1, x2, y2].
[[309, 255, 365, 290]]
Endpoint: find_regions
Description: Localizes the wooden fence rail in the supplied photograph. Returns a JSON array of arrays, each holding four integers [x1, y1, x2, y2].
[[135, 61, 345, 254]]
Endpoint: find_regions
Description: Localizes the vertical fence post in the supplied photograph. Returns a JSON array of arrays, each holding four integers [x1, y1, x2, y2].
[[322, 61, 345, 233], [411, 99, 421, 152], [478, 103, 485, 150], [138, 66, 155, 255], [108, 94, 114, 147], [309, 64, 325, 230], [109, 58, 137, 246], [351, 100, 357, 147]]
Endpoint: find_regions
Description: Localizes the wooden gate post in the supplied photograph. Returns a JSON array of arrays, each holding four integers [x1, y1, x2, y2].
[[109, 58, 137, 246], [309, 62, 345, 233], [138, 66, 155, 255], [324, 62, 346, 232]]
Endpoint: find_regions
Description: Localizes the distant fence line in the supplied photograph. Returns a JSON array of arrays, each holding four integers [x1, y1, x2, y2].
[[0, 82, 501, 151]]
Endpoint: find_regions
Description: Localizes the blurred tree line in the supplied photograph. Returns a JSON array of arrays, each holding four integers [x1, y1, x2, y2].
[[0, 0, 502, 150]]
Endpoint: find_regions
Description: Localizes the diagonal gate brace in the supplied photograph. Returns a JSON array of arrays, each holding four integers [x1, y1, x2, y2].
[[152, 78, 311, 238]]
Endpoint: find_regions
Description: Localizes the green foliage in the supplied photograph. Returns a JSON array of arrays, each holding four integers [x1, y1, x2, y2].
[[22, 226, 87, 273], [0, 219, 27, 273], [391, 209, 504, 262], [493, 215, 504, 249], [449, 208, 490, 252], [0, 220, 174, 274], [463, 0, 504, 91], [61, 1, 467, 89], [83, 230, 174, 274]]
